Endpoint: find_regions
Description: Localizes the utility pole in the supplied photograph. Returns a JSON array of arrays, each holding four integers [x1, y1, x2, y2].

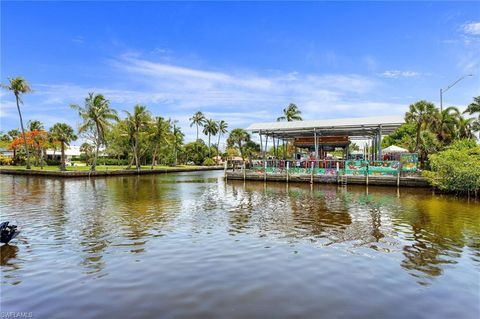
[[440, 74, 474, 112]]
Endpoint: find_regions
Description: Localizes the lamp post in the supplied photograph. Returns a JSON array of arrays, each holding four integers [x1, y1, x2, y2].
[[440, 74, 474, 112]]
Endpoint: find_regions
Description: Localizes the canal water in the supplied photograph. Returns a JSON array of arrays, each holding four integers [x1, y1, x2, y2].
[[1, 171, 479, 319]]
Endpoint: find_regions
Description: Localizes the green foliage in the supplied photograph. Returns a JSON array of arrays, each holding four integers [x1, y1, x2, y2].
[[183, 140, 209, 165], [424, 139, 480, 194], [202, 158, 216, 166], [0, 155, 13, 165]]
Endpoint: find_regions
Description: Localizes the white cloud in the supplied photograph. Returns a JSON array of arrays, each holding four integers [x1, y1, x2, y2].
[[1, 54, 408, 142], [380, 70, 419, 78], [462, 22, 480, 35]]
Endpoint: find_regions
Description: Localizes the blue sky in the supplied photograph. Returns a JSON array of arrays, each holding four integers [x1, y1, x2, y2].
[[1, 1, 479, 143]]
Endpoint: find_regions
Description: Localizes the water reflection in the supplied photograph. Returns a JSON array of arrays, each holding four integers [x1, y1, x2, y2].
[[0, 172, 479, 318]]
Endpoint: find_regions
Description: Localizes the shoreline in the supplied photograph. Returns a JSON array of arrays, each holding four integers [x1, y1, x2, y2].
[[0, 166, 224, 178]]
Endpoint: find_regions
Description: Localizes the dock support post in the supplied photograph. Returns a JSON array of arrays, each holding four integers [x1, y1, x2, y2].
[[243, 161, 246, 181], [224, 160, 227, 179], [310, 161, 314, 184], [366, 163, 369, 186], [264, 160, 267, 182], [286, 161, 289, 183]]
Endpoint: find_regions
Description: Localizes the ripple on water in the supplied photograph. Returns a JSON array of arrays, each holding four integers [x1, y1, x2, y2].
[[1, 173, 479, 319]]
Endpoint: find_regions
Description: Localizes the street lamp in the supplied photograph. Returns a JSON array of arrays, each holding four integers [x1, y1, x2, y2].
[[440, 74, 474, 112]]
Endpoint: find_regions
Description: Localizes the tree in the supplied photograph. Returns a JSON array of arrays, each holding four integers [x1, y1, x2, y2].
[[227, 128, 250, 160], [189, 111, 206, 143], [80, 142, 95, 165], [457, 116, 475, 139], [1, 77, 32, 168], [464, 96, 480, 132], [123, 105, 151, 170], [216, 120, 228, 160], [50, 123, 77, 171], [434, 106, 459, 145], [149, 116, 170, 169], [71, 93, 119, 171], [28, 120, 44, 131], [405, 100, 437, 152], [277, 103, 302, 159], [277, 103, 303, 122], [172, 122, 184, 166], [203, 119, 218, 157]]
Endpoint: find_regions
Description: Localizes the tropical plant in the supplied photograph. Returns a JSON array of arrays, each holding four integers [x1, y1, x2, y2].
[[405, 100, 437, 151], [203, 119, 218, 157], [49, 123, 78, 171], [123, 105, 151, 170], [1, 77, 32, 168], [28, 120, 44, 132], [216, 120, 228, 160], [71, 93, 119, 171], [424, 139, 480, 195], [277, 103, 303, 122], [227, 128, 251, 160], [149, 116, 170, 168], [277, 103, 302, 159], [464, 96, 480, 132], [80, 142, 95, 165], [189, 111, 206, 143], [434, 106, 459, 145]]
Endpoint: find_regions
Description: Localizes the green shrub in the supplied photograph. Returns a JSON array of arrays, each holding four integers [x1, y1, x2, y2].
[[202, 158, 216, 166], [0, 155, 13, 165], [424, 139, 480, 194]]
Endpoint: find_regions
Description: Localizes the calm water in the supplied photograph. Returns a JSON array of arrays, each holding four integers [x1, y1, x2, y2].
[[1, 171, 479, 319]]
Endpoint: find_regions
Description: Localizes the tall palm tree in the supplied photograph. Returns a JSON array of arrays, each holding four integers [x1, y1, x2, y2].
[[49, 123, 77, 171], [189, 111, 206, 142], [277, 103, 302, 159], [149, 116, 170, 169], [228, 128, 250, 160], [405, 100, 437, 152], [71, 93, 119, 171], [124, 105, 151, 170], [203, 119, 218, 157], [2, 77, 32, 168], [216, 120, 228, 159]]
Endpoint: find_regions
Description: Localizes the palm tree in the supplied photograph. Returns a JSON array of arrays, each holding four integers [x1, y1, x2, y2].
[[228, 128, 250, 160], [189, 111, 206, 142], [149, 116, 170, 169], [203, 119, 218, 157], [464, 96, 480, 133], [28, 120, 44, 131], [277, 103, 303, 122], [49, 123, 77, 171], [71, 93, 119, 171], [457, 116, 475, 139], [216, 120, 228, 160], [172, 121, 184, 166], [124, 105, 151, 170], [277, 103, 302, 159], [434, 106, 459, 145], [2, 77, 32, 168], [405, 100, 437, 152]]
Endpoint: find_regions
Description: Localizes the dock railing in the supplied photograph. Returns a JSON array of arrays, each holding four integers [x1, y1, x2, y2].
[[230, 159, 419, 178]]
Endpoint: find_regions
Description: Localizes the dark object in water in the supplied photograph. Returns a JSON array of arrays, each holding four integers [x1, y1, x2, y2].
[[0, 222, 20, 244]]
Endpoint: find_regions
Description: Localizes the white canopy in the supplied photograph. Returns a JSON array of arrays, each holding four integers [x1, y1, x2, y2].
[[382, 145, 408, 153]]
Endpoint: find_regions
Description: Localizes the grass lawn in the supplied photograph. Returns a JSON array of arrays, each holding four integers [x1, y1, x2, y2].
[[0, 164, 213, 171]]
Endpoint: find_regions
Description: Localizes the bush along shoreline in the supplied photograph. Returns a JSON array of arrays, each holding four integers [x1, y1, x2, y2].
[[423, 139, 480, 197]]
